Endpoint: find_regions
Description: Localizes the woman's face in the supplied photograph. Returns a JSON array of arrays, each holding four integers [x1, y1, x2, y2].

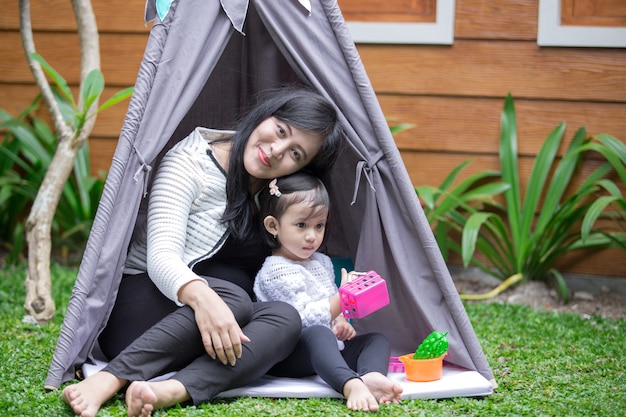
[[243, 117, 323, 179]]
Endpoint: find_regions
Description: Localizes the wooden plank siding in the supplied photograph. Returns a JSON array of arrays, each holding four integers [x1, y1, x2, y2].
[[1, 0, 625, 277]]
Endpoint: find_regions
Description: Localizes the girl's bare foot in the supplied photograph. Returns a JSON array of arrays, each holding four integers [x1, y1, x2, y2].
[[126, 381, 157, 417], [343, 378, 379, 412], [361, 372, 404, 404], [126, 378, 190, 417], [62, 371, 125, 417]]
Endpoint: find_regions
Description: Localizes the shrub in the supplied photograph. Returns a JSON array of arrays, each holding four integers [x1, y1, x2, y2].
[[417, 94, 626, 301], [0, 55, 133, 265], [0, 98, 105, 264]]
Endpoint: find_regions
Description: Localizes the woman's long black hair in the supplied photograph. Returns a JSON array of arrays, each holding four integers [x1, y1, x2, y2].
[[222, 86, 344, 240]]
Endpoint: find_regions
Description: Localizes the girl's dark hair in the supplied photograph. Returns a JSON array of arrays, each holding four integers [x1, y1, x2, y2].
[[223, 86, 344, 240], [257, 172, 330, 250]]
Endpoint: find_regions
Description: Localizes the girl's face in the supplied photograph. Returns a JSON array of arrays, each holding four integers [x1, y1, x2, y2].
[[243, 117, 323, 180], [267, 202, 328, 262]]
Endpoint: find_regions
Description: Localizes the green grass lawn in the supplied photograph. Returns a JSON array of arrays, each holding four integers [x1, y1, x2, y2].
[[1, 263, 624, 416]]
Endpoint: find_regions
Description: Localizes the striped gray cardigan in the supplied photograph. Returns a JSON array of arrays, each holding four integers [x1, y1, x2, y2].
[[124, 127, 235, 305]]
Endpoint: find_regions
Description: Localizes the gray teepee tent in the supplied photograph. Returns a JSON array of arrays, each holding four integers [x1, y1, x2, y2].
[[46, 0, 495, 391]]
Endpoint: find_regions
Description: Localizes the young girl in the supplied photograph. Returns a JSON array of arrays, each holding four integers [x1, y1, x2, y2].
[[253, 173, 403, 412]]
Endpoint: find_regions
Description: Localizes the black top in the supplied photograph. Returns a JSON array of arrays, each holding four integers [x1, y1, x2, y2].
[[193, 216, 270, 299]]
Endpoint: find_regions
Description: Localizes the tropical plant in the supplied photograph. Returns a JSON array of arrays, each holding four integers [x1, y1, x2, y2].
[[456, 94, 626, 301], [1, 54, 133, 266], [415, 160, 509, 261], [0, 96, 106, 265]]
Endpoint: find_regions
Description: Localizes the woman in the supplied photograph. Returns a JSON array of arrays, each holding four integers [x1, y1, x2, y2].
[[62, 87, 344, 417]]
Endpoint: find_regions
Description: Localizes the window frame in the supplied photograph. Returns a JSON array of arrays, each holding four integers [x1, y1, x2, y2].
[[344, 0, 456, 45], [538, 0, 626, 48]]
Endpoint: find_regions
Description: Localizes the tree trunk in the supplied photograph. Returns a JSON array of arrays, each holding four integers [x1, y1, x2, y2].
[[20, 0, 100, 322], [24, 135, 77, 322]]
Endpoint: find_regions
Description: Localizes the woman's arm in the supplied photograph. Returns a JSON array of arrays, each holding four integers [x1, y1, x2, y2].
[[145, 146, 208, 303], [146, 139, 244, 366]]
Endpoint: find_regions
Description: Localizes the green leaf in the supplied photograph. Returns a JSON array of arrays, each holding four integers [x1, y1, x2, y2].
[[520, 121, 565, 240], [389, 122, 415, 135], [581, 196, 622, 241], [460, 182, 510, 202], [499, 93, 522, 259], [433, 168, 503, 220], [79, 70, 105, 114], [438, 160, 473, 193], [2, 118, 52, 165], [415, 185, 437, 210], [569, 232, 626, 251], [462, 212, 496, 267], [594, 133, 626, 162], [28, 53, 76, 108], [534, 127, 587, 233], [97, 86, 134, 113], [548, 269, 570, 304], [579, 142, 626, 185]]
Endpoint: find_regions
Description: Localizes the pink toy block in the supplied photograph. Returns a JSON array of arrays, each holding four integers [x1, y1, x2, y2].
[[388, 356, 405, 373], [339, 270, 389, 319]]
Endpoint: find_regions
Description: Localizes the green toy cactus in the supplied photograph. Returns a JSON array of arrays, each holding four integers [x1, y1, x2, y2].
[[413, 331, 448, 359]]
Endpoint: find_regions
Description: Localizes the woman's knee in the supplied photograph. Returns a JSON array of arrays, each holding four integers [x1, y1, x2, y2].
[[258, 301, 301, 338], [204, 277, 254, 323]]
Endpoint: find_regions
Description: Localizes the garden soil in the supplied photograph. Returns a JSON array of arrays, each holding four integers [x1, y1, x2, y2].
[[452, 269, 626, 320]]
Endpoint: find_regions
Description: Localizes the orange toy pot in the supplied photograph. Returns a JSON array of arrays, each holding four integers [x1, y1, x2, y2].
[[399, 353, 446, 382]]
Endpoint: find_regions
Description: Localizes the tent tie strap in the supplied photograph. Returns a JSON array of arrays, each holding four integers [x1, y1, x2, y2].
[[350, 150, 384, 205], [132, 146, 153, 197]]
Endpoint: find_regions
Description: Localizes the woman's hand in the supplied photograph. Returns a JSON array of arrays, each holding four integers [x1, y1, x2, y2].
[[333, 317, 356, 341], [178, 280, 250, 366]]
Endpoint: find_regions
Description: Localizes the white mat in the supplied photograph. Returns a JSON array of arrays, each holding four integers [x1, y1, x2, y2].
[[83, 360, 493, 400]]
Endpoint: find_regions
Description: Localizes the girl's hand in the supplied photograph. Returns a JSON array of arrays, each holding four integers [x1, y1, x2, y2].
[[339, 268, 351, 287], [178, 281, 249, 366], [332, 318, 356, 341], [340, 268, 364, 287]]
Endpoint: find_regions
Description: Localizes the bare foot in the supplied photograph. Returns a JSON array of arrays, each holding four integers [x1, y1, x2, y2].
[[125, 378, 190, 416], [361, 372, 403, 404], [343, 378, 379, 412], [62, 371, 125, 417], [126, 381, 157, 417]]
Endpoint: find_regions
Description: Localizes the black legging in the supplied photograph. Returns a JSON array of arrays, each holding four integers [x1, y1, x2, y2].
[[98, 273, 301, 404], [268, 325, 391, 394]]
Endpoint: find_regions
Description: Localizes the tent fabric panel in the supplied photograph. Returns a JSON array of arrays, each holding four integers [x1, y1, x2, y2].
[[46, 0, 235, 387], [44, 12, 175, 387], [253, 0, 493, 380]]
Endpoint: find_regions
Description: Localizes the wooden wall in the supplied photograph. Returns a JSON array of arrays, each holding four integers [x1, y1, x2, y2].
[[1, 0, 625, 278]]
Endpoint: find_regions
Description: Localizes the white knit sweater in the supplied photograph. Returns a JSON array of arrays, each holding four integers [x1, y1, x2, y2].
[[254, 252, 339, 329], [124, 127, 235, 305]]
